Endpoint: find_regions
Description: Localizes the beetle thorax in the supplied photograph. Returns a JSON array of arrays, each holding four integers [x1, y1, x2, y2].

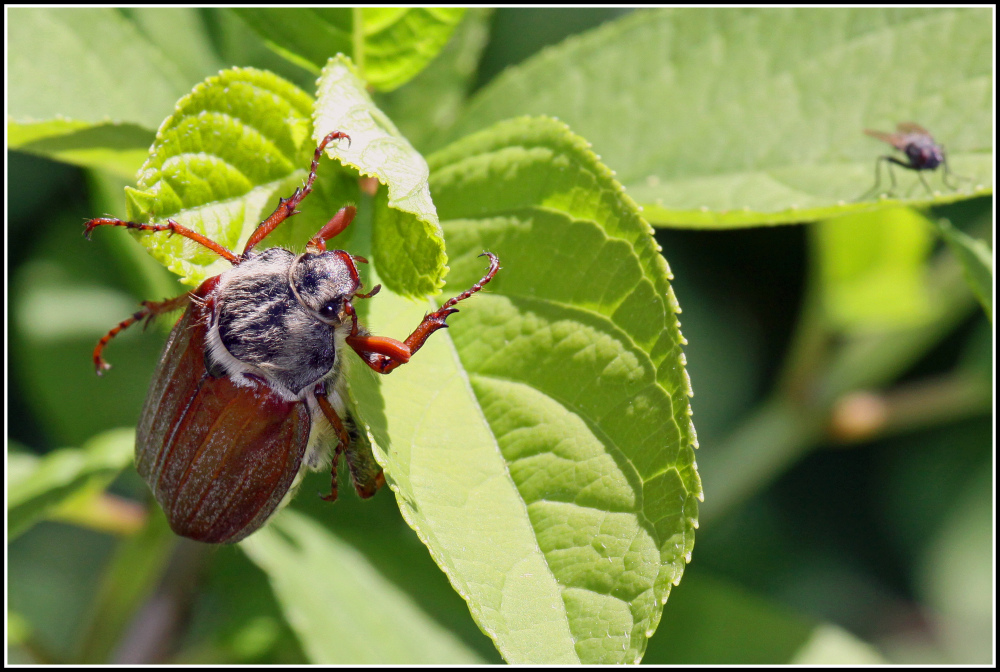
[[204, 247, 360, 399]]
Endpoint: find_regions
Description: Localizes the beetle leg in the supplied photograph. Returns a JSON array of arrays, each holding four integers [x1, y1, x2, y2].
[[242, 131, 352, 257], [84, 218, 239, 264], [306, 206, 357, 253], [93, 292, 192, 375], [355, 284, 381, 300], [316, 390, 384, 500], [316, 393, 351, 502], [324, 442, 343, 504], [345, 445, 384, 499], [345, 252, 500, 374]]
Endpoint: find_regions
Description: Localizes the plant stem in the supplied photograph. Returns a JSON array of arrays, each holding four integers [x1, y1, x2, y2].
[[828, 373, 993, 445], [700, 218, 986, 523]]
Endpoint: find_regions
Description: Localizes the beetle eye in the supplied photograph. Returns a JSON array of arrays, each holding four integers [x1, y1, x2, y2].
[[319, 300, 340, 319]]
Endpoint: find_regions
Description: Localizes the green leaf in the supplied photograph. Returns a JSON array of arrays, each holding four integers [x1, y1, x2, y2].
[[8, 121, 154, 180], [446, 8, 993, 228], [347, 116, 700, 664], [815, 207, 935, 331], [8, 8, 192, 128], [122, 67, 352, 286], [7, 8, 220, 176], [233, 8, 466, 91], [240, 509, 483, 664], [378, 8, 495, 151], [314, 55, 447, 297], [7, 428, 135, 540], [933, 219, 993, 321], [118, 8, 225, 85]]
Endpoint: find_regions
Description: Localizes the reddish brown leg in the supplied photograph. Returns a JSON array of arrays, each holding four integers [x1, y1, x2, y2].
[[84, 218, 239, 264], [307, 205, 357, 252], [242, 131, 351, 257], [347, 252, 500, 374], [324, 441, 344, 503], [315, 385, 385, 500], [354, 283, 380, 299], [316, 392, 351, 502], [93, 293, 192, 375]]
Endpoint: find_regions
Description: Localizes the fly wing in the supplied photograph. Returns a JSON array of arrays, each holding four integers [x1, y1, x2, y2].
[[864, 128, 908, 151], [136, 286, 311, 544], [896, 121, 930, 136]]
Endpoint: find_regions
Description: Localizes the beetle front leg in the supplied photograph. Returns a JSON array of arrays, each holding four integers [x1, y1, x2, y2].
[[93, 293, 192, 375], [346, 252, 500, 375], [241, 131, 351, 257]]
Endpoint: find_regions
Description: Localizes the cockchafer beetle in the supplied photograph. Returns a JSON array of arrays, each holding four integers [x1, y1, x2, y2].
[[85, 131, 500, 544]]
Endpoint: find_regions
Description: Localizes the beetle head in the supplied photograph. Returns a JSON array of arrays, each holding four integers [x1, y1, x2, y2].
[[288, 250, 362, 323]]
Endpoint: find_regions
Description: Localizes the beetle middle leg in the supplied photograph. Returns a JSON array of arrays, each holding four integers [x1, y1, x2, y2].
[[316, 392, 351, 502], [316, 389, 384, 500], [346, 252, 501, 374], [93, 292, 193, 374]]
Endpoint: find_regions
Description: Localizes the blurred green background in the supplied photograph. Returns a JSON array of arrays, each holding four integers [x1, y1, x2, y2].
[[7, 8, 993, 665]]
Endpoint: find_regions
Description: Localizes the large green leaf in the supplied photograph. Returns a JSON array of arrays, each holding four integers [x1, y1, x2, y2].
[[346, 116, 700, 664], [121, 67, 358, 286], [7, 429, 135, 540], [7, 8, 221, 177], [240, 509, 483, 664], [314, 56, 447, 297], [232, 8, 466, 91], [446, 8, 993, 227]]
